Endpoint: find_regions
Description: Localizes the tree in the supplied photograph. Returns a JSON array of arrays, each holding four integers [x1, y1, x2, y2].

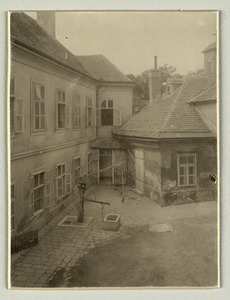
[[134, 64, 178, 99]]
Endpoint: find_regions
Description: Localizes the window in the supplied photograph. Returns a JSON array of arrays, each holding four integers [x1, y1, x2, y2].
[[96, 99, 121, 126], [73, 94, 81, 129], [32, 83, 45, 132], [86, 96, 93, 127], [177, 153, 197, 187], [56, 89, 70, 129], [29, 170, 51, 218], [101, 100, 113, 125], [88, 153, 92, 175], [73, 156, 81, 188], [55, 163, 71, 200], [11, 183, 15, 231], [10, 78, 24, 133]]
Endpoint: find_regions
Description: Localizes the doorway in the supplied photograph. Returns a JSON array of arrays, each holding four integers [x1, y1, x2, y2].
[[99, 149, 112, 185]]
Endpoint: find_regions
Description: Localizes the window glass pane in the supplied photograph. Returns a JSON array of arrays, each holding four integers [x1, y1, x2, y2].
[[179, 156, 187, 164], [40, 172, 44, 184], [101, 100, 106, 108], [179, 176, 185, 185], [58, 104, 65, 128], [34, 174, 39, 187], [87, 108, 92, 126], [41, 116, 45, 130], [101, 109, 113, 125], [62, 164, 65, 174], [188, 166, 194, 175], [35, 102, 40, 115], [108, 100, 113, 108], [41, 86, 45, 99], [35, 116, 40, 130], [58, 165, 62, 176], [189, 176, 195, 185], [179, 167, 185, 175], [41, 102, 45, 115], [188, 156, 195, 164]]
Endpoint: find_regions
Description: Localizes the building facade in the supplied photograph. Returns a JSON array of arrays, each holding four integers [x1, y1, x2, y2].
[[10, 13, 140, 235], [114, 43, 217, 206]]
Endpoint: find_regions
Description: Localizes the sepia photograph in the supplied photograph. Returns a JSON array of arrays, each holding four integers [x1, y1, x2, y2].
[[9, 11, 219, 289]]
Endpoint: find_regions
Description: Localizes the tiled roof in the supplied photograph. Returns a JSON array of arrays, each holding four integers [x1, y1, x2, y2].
[[202, 42, 216, 53], [11, 13, 132, 84], [77, 55, 132, 82], [115, 76, 214, 139], [188, 84, 216, 104], [91, 138, 124, 149], [11, 13, 90, 77]]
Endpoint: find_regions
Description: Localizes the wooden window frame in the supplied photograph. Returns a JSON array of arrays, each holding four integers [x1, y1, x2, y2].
[[86, 96, 93, 127], [73, 94, 81, 129], [29, 169, 51, 219], [32, 82, 46, 133], [56, 89, 70, 130], [10, 78, 24, 134], [73, 155, 81, 189], [177, 153, 197, 187]]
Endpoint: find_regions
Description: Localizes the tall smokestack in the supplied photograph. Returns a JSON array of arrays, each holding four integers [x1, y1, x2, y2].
[[37, 12, 56, 39], [148, 56, 162, 103]]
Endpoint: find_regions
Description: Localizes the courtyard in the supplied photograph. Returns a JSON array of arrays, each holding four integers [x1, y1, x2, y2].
[[11, 186, 218, 288]]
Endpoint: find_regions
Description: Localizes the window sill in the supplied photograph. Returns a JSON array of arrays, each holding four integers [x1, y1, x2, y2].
[[31, 131, 46, 137], [30, 208, 45, 221]]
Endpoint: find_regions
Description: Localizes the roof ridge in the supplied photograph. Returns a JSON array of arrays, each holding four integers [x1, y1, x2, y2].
[[160, 81, 186, 134]]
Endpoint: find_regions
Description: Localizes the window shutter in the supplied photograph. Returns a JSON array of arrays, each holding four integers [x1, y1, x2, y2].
[[114, 109, 121, 126], [15, 98, 24, 132], [85, 106, 88, 128], [30, 174, 34, 190], [44, 182, 51, 208], [72, 156, 76, 189], [66, 104, 70, 128], [29, 191, 34, 219], [55, 178, 59, 200], [56, 102, 59, 129], [96, 109, 101, 126], [66, 173, 72, 194]]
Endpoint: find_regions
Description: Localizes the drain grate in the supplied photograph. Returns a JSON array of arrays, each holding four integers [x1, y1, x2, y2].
[[58, 215, 93, 228]]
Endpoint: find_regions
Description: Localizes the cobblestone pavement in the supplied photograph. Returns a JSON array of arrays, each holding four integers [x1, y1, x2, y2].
[[11, 186, 217, 288]]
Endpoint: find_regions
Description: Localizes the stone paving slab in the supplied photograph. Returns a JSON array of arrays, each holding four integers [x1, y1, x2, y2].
[[10, 185, 217, 288]]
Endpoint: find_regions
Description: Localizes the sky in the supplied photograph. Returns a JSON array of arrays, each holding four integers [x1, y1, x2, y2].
[[27, 11, 217, 76]]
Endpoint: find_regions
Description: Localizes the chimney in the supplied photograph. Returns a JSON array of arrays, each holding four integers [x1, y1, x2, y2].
[[202, 42, 216, 85], [148, 56, 162, 103], [37, 12, 56, 39]]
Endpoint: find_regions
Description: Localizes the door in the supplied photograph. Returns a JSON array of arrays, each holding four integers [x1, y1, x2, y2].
[[135, 149, 144, 192], [99, 149, 112, 184]]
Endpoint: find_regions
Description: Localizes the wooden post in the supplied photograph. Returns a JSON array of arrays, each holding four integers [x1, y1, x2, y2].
[[78, 189, 84, 223], [77, 180, 87, 223]]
